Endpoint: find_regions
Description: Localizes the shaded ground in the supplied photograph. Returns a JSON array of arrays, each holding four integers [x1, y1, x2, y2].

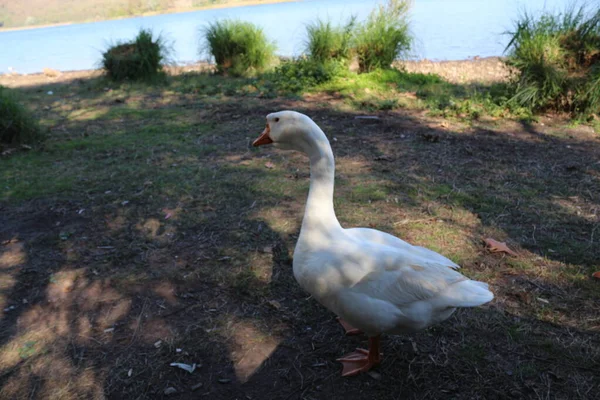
[[1, 72, 599, 399]]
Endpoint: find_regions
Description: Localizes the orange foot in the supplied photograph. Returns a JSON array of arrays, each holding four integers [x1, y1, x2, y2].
[[337, 336, 381, 377], [336, 317, 363, 336]]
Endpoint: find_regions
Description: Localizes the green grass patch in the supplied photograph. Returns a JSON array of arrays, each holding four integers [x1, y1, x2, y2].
[[101, 29, 169, 82], [305, 17, 356, 64], [353, 0, 412, 72], [201, 19, 276, 77], [0, 86, 44, 145], [505, 4, 600, 117]]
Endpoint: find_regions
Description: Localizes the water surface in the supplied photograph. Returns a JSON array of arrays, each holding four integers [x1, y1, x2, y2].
[[0, 0, 570, 74]]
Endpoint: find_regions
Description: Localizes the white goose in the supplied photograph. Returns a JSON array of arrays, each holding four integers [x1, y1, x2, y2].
[[253, 111, 493, 376]]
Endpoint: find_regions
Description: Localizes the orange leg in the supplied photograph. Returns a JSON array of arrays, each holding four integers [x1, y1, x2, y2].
[[336, 317, 363, 336], [337, 335, 382, 377]]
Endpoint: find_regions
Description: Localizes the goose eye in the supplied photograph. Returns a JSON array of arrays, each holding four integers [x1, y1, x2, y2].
[[274, 117, 280, 122]]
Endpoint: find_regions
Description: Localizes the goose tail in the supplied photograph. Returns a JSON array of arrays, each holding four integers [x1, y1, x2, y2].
[[437, 279, 494, 308]]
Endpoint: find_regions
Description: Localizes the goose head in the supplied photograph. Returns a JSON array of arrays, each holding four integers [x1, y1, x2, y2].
[[252, 110, 327, 154]]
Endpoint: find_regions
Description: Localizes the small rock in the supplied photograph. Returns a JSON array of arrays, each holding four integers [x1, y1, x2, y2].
[[154, 340, 162, 348], [47, 91, 54, 95], [261, 246, 273, 254], [368, 371, 382, 380], [164, 387, 177, 395]]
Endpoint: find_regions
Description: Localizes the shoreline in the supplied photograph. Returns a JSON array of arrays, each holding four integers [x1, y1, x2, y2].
[[0, 0, 299, 33], [0, 57, 511, 88]]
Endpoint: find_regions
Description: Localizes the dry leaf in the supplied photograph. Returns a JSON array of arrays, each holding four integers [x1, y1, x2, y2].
[[484, 238, 518, 256], [267, 300, 282, 310], [592, 271, 600, 280], [265, 162, 275, 169]]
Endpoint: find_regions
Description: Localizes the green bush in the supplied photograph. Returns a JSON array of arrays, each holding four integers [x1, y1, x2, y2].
[[264, 58, 345, 93], [101, 29, 168, 82], [201, 20, 276, 77], [305, 17, 356, 63], [0, 86, 43, 145], [354, 0, 413, 73], [505, 5, 600, 115]]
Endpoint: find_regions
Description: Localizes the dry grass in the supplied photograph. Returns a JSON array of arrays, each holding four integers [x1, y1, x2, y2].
[[0, 0, 296, 29], [0, 70, 598, 399], [397, 57, 512, 85]]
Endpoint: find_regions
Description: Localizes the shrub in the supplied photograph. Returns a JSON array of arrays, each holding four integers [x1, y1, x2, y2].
[[201, 20, 276, 77], [305, 17, 356, 63], [101, 29, 168, 82], [264, 58, 345, 93], [0, 86, 43, 145], [353, 0, 413, 72], [505, 5, 600, 115]]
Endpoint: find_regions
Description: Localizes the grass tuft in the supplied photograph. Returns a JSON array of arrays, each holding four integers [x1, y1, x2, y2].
[[505, 4, 600, 116], [0, 86, 44, 145], [101, 29, 169, 82], [201, 19, 276, 77], [305, 17, 356, 64], [353, 0, 413, 73]]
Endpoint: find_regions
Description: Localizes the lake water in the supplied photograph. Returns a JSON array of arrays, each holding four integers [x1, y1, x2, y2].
[[0, 0, 570, 75]]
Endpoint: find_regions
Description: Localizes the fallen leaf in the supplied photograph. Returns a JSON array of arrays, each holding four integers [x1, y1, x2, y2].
[[267, 300, 282, 310], [128, 369, 132, 377], [265, 162, 275, 169], [592, 271, 600, 280], [484, 238, 518, 256], [170, 362, 197, 373], [218, 378, 231, 384], [154, 340, 162, 348]]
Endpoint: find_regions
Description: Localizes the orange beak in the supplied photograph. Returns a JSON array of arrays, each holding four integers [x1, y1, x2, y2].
[[253, 124, 273, 147]]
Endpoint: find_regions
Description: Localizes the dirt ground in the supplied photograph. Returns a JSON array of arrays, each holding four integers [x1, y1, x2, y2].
[[1, 68, 599, 400], [0, 57, 511, 89]]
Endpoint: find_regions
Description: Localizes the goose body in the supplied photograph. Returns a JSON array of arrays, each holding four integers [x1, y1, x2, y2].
[[253, 111, 493, 376]]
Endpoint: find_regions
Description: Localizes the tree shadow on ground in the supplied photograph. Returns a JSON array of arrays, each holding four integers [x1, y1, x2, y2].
[[0, 76, 599, 399]]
